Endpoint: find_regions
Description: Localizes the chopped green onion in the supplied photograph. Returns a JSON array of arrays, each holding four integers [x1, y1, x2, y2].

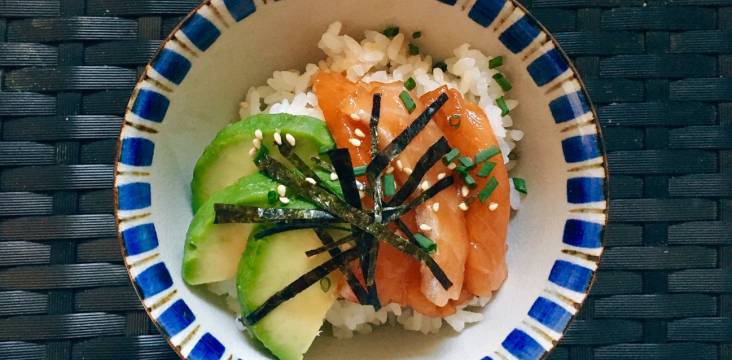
[[492, 73, 512, 92], [442, 148, 460, 164], [399, 91, 417, 113], [475, 145, 501, 163], [353, 165, 367, 176], [455, 165, 470, 176], [479, 177, 499, 203], [477, 161, 496, 177], [458, 156, 475, 169], [383, 26, 400, 38], [464, 174, 477, 188], [513, 177, 528, 194], [404, 77, 416, 91], [412, 31, 422, 39], [414, 233, 436, 252], [384, 174, 396, 196], [434, 61, 447, 72], [408, 43, 420, 55], [320, 277, 331, 292], [448, 114, 461, 128], [496, 96, 509, 116], [267, 190, 278, 204], [489, 56, 503, 69]]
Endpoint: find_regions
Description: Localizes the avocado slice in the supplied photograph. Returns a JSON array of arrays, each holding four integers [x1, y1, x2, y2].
[[191, 114, 334, 211], [182, 172, 314, 285], [238, 228, 337, 360]]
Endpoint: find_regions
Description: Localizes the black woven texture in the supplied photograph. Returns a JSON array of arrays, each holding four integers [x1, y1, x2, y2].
[[0, 0, 730, 359]]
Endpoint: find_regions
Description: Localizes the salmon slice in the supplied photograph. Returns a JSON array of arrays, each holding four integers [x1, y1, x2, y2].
[[313, 72, 470, 310], [421, 87, 510, 296]]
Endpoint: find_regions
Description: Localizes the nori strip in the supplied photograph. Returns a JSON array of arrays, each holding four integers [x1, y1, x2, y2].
[[241, 247, 361, 325], [366, 92, 449, 177], [312, 229, 369, 304], [384, 176, 454, 222], [327, 148, 362, 210], [394, 218, 418, 245], [255, 151, 453, 290], [305, 233, 356, 257], [364, 94, 383, 309], [311, 155, 335, 173], [213, 204, 337, 224], [385, 137, 450, 207], [253, 222, 350, 240]]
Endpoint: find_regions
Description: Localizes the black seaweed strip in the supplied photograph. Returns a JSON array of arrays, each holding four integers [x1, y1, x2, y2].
[[364, 93, 383, 309], [242, 247, 361, 325], [365, 92, 449, 177], [213, 204, 338, 224], [385, 137, 451, 207], [384, 176, 455, 222], [255, 153, 452, 289], [306, 233, 356, 257], [312, 229, 370, 304], [327, 148, 362, 210], [253, 223, 350, 240], [395, 218, 418, 245]]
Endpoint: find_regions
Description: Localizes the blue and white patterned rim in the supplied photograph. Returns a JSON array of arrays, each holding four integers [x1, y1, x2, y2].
[[114, 0, 608, 359]]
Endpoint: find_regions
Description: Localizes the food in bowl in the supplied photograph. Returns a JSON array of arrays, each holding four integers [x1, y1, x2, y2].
[[182, 22, 526, 360]]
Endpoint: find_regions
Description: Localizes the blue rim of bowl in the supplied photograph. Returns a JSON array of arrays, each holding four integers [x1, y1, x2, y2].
[[114, 0, 609, 359]]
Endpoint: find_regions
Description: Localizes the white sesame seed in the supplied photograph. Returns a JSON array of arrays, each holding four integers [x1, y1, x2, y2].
[[358, 109, 370, 121], [277, 184, 287, 197], [305, 177, 317, 185], [252, 138, 262, 149], [350, 113, 360, 121], [437, 172, 446, 180], [489, 202, 499, 211], [404, 167, 413, 175], [254, 129, 263, 139], [432, 202, 440, 212], [330, 172, 339, 181], [396, 160, 404, 170], [447, 163, 457, 170], [285, 133, 296, 146], [273, 132, 282, 145], [354, 128, 366, 138], [419, 224, 432, 231], [355, 181, 366, 191], [420, 180, 430, 191], [248, 147, 257, 156], [349, 138, 362, 147], [461, 185, 470, 197], [458, 202, 469, 211], [279, 196, 290, 204], [386, 166, 395, 174]]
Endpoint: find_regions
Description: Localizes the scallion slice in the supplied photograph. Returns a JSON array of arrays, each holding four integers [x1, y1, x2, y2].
[[384, 174, 396, 196], [464, 174, 477, 188], [405, 77, 416, 91], [475, 145, 501, 163], [442, 148, 460, 164], [412, 31, 422, 39], [399, 91, 417, 113], [408, 43, 420, 55], [414, 233, 436, 252], [353, 165, 367, 176], [458, 156, 475, 169], [383, 26, 399, 38], [489, 56, 503, 69], [513, 177, 528, 194], [267, 190, 278, 204], [434, 61, 447, 72], [492, 73, 512, 92], [477, 161, 496, 177], [448, 114, 461, 128], [496, 96, 509, 116], [479, 177, 499, 203]]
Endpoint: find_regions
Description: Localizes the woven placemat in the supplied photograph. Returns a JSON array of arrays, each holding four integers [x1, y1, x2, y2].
[[0, 0, 730, 359]]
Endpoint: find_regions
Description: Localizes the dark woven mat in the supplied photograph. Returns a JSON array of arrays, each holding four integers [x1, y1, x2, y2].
[[0, 0, 730, 359]]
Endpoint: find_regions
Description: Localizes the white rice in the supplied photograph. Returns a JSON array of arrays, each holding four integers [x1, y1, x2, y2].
[[229, 22, 524, 337]]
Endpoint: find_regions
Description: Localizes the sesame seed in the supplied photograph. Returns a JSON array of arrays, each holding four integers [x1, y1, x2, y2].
[[386, 166, 395, 174], [330, 172, 339, 181], [277, 184, 287, 197], [447, 163, 457, 170], [420, 180, 430, 191], [404, 167, 413, 175], [248, 147, 257, 156], [252, 138, 262, 149], [437, 172, 446, 180], [349, 138, 362, 147], [305, 177, 317, 185], [354, 128, 366, 138], [285, 133, 296, 146], [279, 196, 290, 204], [458, 202, 469, 211], [461, 185, 470, 197], [273, 132, 283, 145], [419, 224, 432, 231], [355, 181, 366, 191], [358, 109, 370, 121], [432, 202, 440, 212], [350, 113, 360, 121], [489, 202, 499, 211], [254, 129, 263, 139], [396, 160, 404, 170]]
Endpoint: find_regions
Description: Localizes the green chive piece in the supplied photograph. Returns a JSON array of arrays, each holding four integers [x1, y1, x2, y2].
[[383, 26, 400, 38], [443, 148, 460, 164], [458, 156, 475, 169], [384, 174, 396, 196], [414, 233, 436, 252], [404, 77, 416, 91], [399, 91, 417, 113], [496, 96, 509, 116], [475, 145, 501, 163], [478, 161, 496, 177], [464, 174, 477, 188], [320, 277, 331, 292], [448, 114, 461, 128], [489, 56, 504, 69], [408, 43, 420, 55], [267, 190, 278, 204], [353, 165, 367, 176], [479, 177, 499, 203], [455, 165, 470, 176], [434, 61, 448, 72], [513, 177, 528, 194], [492, 73, 512, 92], [412, 31, 422, 39]]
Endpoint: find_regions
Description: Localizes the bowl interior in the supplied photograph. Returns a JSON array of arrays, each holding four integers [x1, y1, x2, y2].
[[117, 0, 606, 359]]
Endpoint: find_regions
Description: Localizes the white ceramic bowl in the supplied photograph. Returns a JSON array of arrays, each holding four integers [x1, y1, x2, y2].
[[114, 0, 608, 359]]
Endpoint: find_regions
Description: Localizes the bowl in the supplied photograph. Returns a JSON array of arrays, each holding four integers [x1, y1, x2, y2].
[[114, 0, 608, 359]]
